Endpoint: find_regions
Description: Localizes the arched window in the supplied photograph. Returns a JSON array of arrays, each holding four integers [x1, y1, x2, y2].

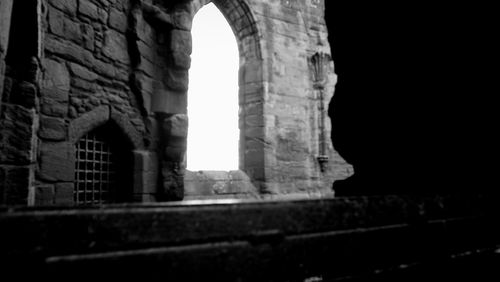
[[74, 124, 133, 205], [187, 3, 239, 171]]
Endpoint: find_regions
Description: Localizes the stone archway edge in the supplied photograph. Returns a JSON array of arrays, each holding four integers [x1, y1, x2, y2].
[[68, 105, 144, 149]]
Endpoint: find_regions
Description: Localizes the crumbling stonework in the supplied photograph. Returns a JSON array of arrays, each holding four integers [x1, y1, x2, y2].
[[0, 0, 352, 206]]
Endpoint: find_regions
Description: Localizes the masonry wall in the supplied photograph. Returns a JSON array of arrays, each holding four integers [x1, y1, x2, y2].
[[0, 0, 352, 206], [245, 0, 352, 196]]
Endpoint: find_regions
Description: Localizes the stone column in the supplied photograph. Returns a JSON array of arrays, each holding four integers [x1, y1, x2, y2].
[[311, 52, 330, 172]]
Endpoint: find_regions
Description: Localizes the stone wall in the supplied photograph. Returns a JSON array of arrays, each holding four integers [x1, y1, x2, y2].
[[1, 0, 352, 206], [0, 0, 39, 205], [245, 0, 353, 195]]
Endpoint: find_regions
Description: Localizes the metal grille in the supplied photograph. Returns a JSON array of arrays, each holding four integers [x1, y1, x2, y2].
[[74, 131, 116, 205]]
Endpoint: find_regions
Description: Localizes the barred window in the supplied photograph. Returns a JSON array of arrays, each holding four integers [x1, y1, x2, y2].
[[74, 125, 132, 205]]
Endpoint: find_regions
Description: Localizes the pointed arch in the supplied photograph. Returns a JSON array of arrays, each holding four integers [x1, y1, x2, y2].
[[187, 3, 239, 171], [188, 0, 266, 186], [192, 0, 262, 60], [68, 106, 144, 150]]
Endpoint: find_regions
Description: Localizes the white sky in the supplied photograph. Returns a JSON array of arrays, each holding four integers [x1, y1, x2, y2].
[[187, 3, 240, 171]]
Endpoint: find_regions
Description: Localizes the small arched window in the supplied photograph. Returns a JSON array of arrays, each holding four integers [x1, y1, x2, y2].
[[74, 124, 133, 205]]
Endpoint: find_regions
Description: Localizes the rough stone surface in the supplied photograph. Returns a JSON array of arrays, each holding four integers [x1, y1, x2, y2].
[[48, 0, 77, 17], [163, 114, 188, 138], [48, 7, 81, 44], [38, 142, 75, 182], [54, 183, 74, 205], [1, 0, 353, 204], [110, 109, 144, 149], [0, 165, 32, 205], [0, 104, 37, 164], [42, 58, 70, 92], [40, 88, 68, 117], [109, 8, 128, 33], [164, 68, 188, 91], [69, 106, 109, 142], [102, 29, 129, 64], [169, 30, 192, 54], [133, 150, 158, 196], [68, 63, 97, 81], [168, 51, 191, 70], [78, 0, 99, 21], [34, 185, 55, 206], [184, 170, 258, 199], [39, 116, 67, 141]]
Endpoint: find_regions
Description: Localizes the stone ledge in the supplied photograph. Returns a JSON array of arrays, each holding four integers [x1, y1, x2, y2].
[[0, 194, 497, 281]]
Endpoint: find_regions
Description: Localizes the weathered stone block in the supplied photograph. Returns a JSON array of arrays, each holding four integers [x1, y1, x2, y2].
[[16, 81, 38, 108], [110, 109, 144, 149], [161, 162, 184, 201], [109, 8, 128, 33], [168, 51, 191, 70], [163, 114, 188, 138], [0, 104, 37, 164], [34, 185, 55, 206], [55, 183, 74, 205], [40, 87, 69, 103], [69, 105, 109, 142], [97, 7, 109, 24], [48, 7, 81, 44], [68, 62, 97, 81], [133, 150, 158, 195], [113, 0, 130, 11], [138, 57, 155, 76], [245, 149, 265, 167], [133, 150, 157, 172], [41, 98, 68, 118], [93, 59, 116, 78], [164, 68, 188, 92], [169, 29, 192, 54], [71, 77, 97, 92], [172, 11, 192, 31], [39, 87, 68, 118], [48, 0, 77, 16], [244, 126, 264, 139], [164, 146, 185, 161], [44, 36, 94, 69], [151, 87, 187, 114], [184, 170, 257, 197], [80, 23, 95, 51], [102, 29, 130, 64], [0, 165, 32, 205], [78, 0, 99, 21], [38, 142, 75, 182], [39, 116, 67, 141], [243, 102, 264, 116], [245, 115, 264, 127], [42, 58, 70, 92], [241, 60, 263, 83], [276, 135, 308, 162]]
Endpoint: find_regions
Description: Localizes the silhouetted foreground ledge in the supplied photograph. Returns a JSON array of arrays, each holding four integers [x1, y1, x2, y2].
[[1, 194, 499, 281]]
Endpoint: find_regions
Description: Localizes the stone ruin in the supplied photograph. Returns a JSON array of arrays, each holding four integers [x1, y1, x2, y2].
[[0, 0, 352, 206]]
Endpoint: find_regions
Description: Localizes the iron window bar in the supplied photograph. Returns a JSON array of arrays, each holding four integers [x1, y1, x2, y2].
[[74, 131, 117, 205]]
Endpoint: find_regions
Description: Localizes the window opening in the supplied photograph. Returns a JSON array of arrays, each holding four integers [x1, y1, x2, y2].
[[74, 125, 132, 205], [187, 3, 239, 171]]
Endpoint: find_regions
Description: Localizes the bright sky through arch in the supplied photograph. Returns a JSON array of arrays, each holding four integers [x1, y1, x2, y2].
[[187, 3, 239, 171]]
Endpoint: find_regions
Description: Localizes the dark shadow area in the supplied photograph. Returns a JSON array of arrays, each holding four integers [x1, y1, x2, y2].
[[4, 0, 38, 81], [74, 123, 135, 205], [325, 3, 496, 196]]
